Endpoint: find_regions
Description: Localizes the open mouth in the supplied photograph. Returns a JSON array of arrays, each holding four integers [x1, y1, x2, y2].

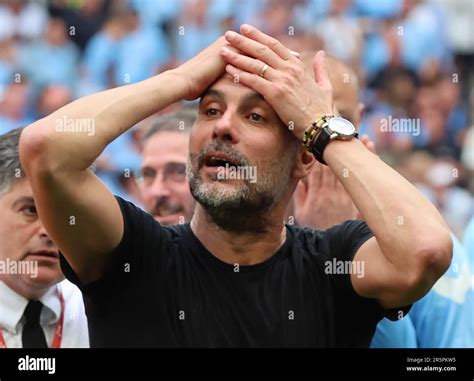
[[203, 153, 239, 169], [27, 250, 59, 259]]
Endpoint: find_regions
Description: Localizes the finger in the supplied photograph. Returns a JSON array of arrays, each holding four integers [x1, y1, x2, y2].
[[289, 50, 300, 58], [312, 51, 332, 91], [307, 160, 323, 190], [335, 176, 347, 194], [224, 64, 271, 97], [219, 47, 277, 80], [240, 24, 293, 61], [367, 141, 376, 154], [361, 134, 377, 154], [293, 180, 307, 210], [225, 30, 284, 69], [324, 164, 338, 188], [321, 163, 334, 189]]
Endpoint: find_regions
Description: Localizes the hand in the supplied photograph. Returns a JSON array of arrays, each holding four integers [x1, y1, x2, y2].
[[293, 135, 377, 229], [172, 37, 238, 101], [220, 24, 333, 139], [293, 162, 359, 230]]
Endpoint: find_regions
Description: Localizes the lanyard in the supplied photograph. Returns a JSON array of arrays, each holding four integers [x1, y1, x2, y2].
[[0, 286, 65, 348]]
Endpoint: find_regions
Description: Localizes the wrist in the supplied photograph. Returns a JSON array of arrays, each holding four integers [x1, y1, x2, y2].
[[323, 138, 361, 164], [303, 115, 358, 165], [301, 114, 336, 152], [160, 68, 190, 102], [299, 111, 333, 140]]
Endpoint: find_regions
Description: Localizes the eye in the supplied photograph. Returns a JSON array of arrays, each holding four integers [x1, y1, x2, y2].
[[205, 108, 221, 117], [137, 168, 156, 186], [22, 205, 37, 217], [165, 163, 187, 182], [173, 164, 186, 175], [141, 168, 155, 179], [249, 112, 264, 122]]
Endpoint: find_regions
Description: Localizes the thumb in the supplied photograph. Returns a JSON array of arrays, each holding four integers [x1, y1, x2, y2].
[[313, 51, 332, 91]]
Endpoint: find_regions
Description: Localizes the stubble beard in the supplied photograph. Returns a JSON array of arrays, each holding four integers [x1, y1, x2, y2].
[[187, 141, 296, 234]]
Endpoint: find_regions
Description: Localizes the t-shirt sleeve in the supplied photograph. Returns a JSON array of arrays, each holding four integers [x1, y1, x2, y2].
[[321, 220, 411, 346], [60, 196, 169, 303]]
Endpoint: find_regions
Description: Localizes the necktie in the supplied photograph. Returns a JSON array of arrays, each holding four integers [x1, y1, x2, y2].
[[22, 300, 48, 348]]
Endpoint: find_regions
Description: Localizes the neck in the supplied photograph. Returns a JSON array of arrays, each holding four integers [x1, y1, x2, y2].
[[0, 276, 52, 300], [190, 202, 288, 266]]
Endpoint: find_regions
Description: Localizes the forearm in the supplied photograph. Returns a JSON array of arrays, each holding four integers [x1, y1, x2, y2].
[[21, 70, 184, 171], [324, 138, 450, 270]]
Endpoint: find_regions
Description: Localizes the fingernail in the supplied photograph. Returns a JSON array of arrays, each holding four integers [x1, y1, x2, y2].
[[289, 50, 300, 58], [219, 47, 229, 54], [225, 31, 236, 40], [241, 24, 251, 33]]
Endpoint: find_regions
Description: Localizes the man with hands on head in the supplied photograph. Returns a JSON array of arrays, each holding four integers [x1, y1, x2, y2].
[[20, 24, 452, 347]]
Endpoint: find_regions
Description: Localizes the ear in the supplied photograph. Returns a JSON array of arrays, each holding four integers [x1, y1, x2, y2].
[[292, 146, 315, 179]]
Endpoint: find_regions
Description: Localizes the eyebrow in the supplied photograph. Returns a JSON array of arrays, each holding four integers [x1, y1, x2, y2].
[[140, 161, 186, 171], [12, 196, 34, 208], [200, 89, 225, 103], [200, 88, 266, 108], [239, 91, 266, 110]]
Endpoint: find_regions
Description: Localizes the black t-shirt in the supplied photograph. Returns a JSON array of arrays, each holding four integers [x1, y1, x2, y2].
[[61, 196, 401, 348]]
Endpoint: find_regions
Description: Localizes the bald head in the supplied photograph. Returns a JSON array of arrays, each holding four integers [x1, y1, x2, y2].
[[300, 52, 362, 126]]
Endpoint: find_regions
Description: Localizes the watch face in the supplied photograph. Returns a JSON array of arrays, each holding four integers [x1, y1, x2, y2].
[[328, 117, 356, 136]]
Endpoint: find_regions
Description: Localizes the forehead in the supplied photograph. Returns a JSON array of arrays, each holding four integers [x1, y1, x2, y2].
[[0, 178, 32, 203], [142, 131, 189, 164], [203, 74, 267, 105]]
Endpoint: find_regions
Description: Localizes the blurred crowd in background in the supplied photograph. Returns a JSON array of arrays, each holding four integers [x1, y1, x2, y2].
[[0, 0, 473, 238]]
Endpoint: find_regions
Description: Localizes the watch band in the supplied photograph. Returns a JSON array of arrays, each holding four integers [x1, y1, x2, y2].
[[302, 115, 335, 151], [312, 129, 359, 164], [310, 127, 333, 165], [303, 115, 359, 165]]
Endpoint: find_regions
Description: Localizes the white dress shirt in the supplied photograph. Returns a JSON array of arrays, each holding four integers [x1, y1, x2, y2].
[[0, 279, 89, 348]]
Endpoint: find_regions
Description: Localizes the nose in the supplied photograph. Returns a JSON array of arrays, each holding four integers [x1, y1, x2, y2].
[[38, 224, 49, 239], [147, 172, 171, 200], [212, 109, 240, 144], [38, 224, 54, 246]]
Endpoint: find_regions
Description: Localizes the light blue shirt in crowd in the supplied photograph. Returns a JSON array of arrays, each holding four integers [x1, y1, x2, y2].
[[19, 41, 79, 90], [463, 216, 474, 270], [114, 25, 170, 85], [371, 232, 474, 348]]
